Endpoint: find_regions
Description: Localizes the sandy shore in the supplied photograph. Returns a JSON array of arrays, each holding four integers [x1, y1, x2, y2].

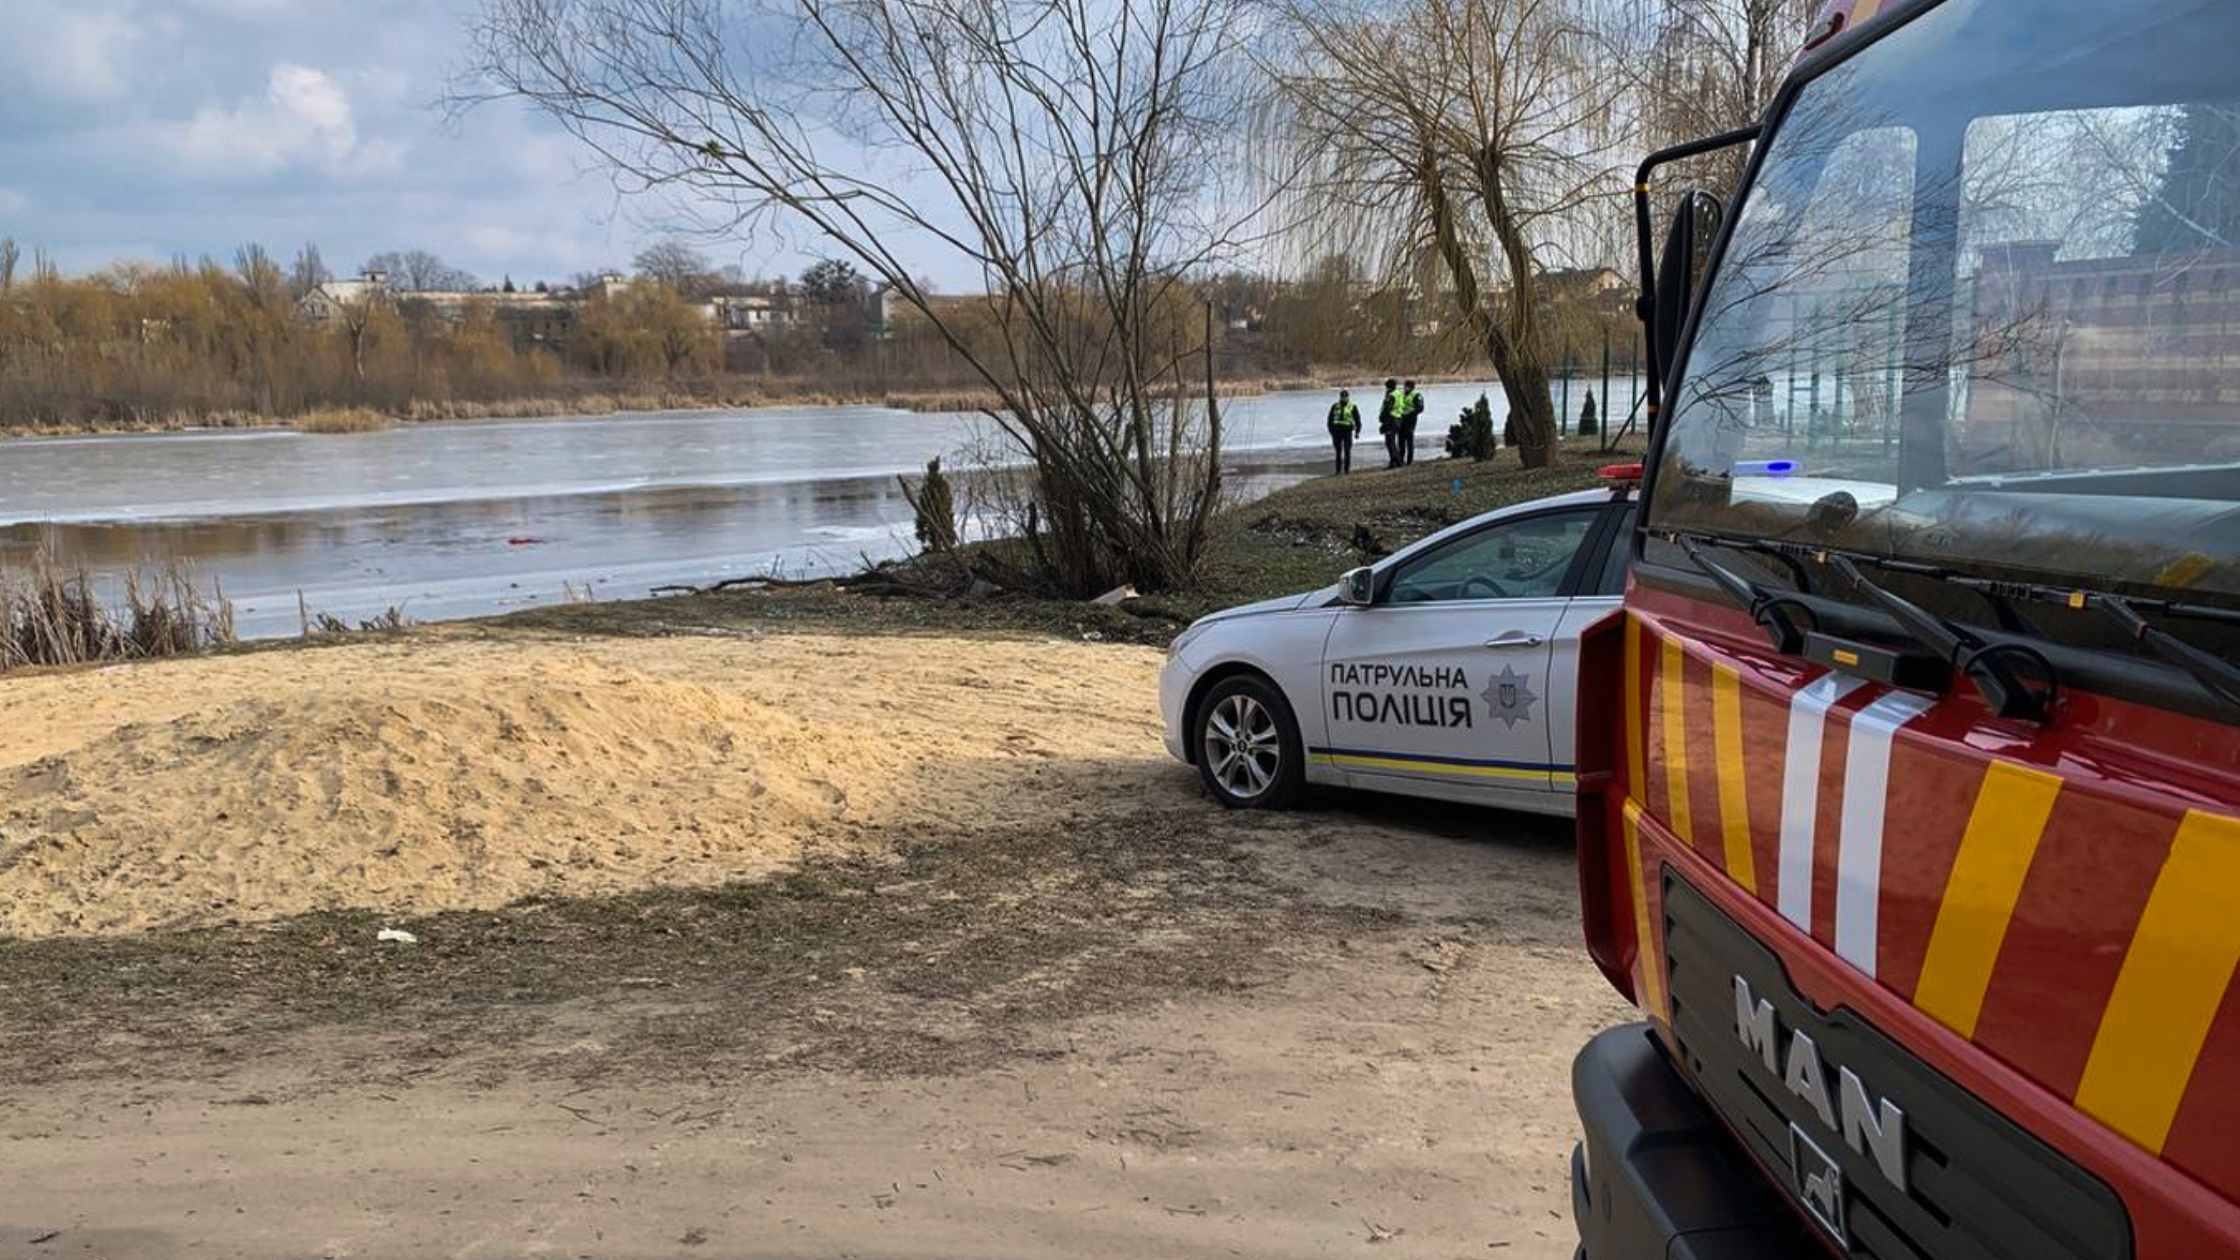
[[0, 621, 1628, 1260], [0, 628, 1166, 937]]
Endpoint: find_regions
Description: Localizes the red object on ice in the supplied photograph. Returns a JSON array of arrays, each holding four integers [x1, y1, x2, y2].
[[506, 536, 546, 546]]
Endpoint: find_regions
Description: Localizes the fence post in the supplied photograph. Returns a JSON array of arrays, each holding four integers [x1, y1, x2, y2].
[[1884, 299, 1901, 457], [1808, 300, 1824, 449], [1559, 348, 1572, 438], [1600, 328, 1611, 449], [1784, 294, 1800, 439]]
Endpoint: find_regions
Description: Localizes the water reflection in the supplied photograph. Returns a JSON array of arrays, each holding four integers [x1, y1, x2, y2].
[[0, 445, 1332, 638]]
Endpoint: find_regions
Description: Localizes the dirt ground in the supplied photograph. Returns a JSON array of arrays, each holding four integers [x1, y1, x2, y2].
[[0, 625, 1630, 1259]]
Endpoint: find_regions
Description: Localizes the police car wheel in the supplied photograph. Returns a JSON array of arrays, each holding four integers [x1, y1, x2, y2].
[[1195, 676, 1303, 809]]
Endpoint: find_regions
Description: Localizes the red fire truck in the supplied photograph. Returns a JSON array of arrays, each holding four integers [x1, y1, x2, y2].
[[1570, 1, 2240, 1256]]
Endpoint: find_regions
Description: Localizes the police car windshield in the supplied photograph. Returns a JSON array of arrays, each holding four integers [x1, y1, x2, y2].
[[1651, 0, 2240, 605]]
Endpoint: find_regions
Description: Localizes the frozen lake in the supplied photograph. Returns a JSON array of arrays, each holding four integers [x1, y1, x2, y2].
[[0, 383, 1530, 637]]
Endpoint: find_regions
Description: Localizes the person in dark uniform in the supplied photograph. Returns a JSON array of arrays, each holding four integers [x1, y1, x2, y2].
[[1326, 389, 1361, 474], [1398, 379, 1424, 466], [1378, 377, 1402, 468]]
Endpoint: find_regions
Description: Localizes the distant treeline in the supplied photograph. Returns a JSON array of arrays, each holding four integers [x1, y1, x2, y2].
[[0, 238, 1643, 433]]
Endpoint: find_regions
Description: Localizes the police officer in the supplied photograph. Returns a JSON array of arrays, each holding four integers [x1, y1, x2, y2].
[[1326, 389, 1361, 475], [1379, 377, 1403, 468], [1398, 378, 1424, 466]]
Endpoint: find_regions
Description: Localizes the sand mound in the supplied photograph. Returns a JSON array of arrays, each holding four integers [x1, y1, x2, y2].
[[2, 665, 888, 936], [0, 633, 1166, 937]]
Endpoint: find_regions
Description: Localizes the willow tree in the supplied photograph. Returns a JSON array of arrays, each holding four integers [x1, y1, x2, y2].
[[1271, 0, 1626, 466], [461, 0, 1289, 594]]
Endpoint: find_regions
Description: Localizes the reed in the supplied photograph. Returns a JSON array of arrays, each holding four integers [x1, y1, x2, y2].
[[296, 591, 412, 638], [293, 407, 394, 434], [0, 552, 235, 672]]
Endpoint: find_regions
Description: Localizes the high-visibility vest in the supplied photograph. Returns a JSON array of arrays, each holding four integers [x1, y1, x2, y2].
[[1386, 387, 1405, 420], [1329, 401, 1359, 432]]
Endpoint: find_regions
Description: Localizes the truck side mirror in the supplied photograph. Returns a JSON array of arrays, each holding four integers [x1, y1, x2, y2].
[[1337, 566, 1376, 607], [1651, 190, 1716, 381]]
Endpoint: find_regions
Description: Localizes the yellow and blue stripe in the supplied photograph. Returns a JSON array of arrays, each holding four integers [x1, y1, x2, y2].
[[1308, 745, 1575, 788]]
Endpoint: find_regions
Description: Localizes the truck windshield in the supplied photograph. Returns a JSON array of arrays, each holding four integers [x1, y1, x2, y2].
[[1651, 0, 2240, 603]]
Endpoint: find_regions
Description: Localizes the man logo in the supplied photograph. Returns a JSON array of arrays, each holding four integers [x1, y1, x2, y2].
[[1735, 975, 1907, 1194], [1482, 666, 1538, 728], [1790, 1123, 1847, 1245]]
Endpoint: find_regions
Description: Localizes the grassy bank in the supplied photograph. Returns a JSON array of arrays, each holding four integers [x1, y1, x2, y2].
[[494, 440, 1641, 648]]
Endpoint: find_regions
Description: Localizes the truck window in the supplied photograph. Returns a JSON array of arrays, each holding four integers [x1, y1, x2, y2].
[[1651, 0, 2240, 605]]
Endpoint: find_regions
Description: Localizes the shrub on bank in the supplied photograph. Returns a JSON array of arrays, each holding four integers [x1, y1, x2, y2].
[[293, 407, 394, 434], [1445, 394, 1497, 461]]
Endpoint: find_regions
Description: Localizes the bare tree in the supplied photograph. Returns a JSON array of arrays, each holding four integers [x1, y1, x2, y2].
[[460, 0, 1291, 594], [363, 249, 479, 292], [1272, 0, 1627, 466], [232, 244, 295, 414], [0, 239, 18, 292], [1631, 0, 1819, 140], [336, 291, 379, 384], [632, 238, 717, 294], [288, 242, 332, 301]]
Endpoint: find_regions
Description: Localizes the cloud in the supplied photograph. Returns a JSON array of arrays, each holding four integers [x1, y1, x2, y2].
[[1, 0, 976, 292], [169, 64, 385, 178], [4, 2, 140, 102], [181, 0, 312, 14], [172, 64, 401, 179]]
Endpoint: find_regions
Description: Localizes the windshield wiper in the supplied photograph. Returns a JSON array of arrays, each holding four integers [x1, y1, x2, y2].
[[2094, 594, 2240, 714], [1674, 534, 1813, 654], [1825, 554, 2052, 721]]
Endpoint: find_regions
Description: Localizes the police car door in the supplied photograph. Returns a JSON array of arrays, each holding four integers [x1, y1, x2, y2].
[[1319, 506, 1604, 807]]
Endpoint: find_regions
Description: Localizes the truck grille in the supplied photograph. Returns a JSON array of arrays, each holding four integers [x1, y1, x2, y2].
[[1660, 871, 2132, 1260]]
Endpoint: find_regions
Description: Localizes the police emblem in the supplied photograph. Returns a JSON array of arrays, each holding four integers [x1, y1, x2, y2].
[[1482, 666, 1538, 728]]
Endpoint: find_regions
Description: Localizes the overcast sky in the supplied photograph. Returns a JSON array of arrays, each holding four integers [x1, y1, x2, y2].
[[0, 0, 856, 288]]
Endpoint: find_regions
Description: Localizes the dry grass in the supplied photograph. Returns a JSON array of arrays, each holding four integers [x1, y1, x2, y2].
[[293, 407, 393, 434], [294, 591, 412, 638], [0, 551, 234, 672], [883, 388, 1007, 412]]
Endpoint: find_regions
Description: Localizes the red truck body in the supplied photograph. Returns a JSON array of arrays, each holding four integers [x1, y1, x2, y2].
[[1570, 2, 2240, 1256]]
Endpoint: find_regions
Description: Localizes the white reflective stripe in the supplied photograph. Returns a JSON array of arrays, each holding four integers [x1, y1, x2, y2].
[[1777, 674, 1867, 933], [1833, 690, 1937, 976]]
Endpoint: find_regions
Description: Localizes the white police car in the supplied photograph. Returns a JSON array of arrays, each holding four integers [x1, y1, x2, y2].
[[1159, 481, 1637, 814]]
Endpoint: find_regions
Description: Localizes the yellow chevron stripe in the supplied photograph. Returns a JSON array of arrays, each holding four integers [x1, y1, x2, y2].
[[1310, 752, 1550, 785], [1660, 636, 1695, 844], [1625, 615, 1646, 805], [2075, 809, 2240, 1153], [1711, 663, 1756, 894], [1624, 798, 1667, 1020], [1913, 761, 2062, 1038]]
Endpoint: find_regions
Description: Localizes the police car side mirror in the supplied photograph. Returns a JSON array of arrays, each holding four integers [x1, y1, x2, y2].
[[1337, 566, 1376, 607]]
